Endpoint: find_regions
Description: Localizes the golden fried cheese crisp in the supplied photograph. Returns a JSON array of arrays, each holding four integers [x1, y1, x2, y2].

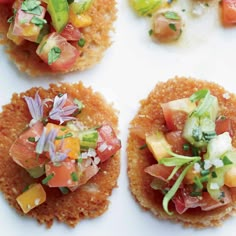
[[0, 0, 116, 76], [0, 82, 120, 227], [127, 77, 236, 228]]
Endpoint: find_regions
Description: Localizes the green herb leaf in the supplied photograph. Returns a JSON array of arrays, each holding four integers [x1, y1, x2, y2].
[[21, 0, 43, 15], [190, 89, 209, 103], [59, 187, 70, 194], [78, 38, 86, 47], [148, 29, 153, 36], [169, 23, 176, 31], [183, 143, 190, 151], [42, 173, 54, 185], [200, 169, 210, 176], [28, 137, 36, 142], [48, 47, 61, 65], [211, 171, 217, 178], [163, 163, 194, 215], [31, 16, 47, 29], [163, 11, 180, 20], [139, 143, 147, 150], [222, 155, 233, 165], [71, 172, 78, 182], [73, 98, 84, 112], [55, 132, 73, 140]]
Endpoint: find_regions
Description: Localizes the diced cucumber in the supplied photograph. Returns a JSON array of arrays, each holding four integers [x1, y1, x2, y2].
[[26, 165, 45, 178], [70, 0, 94, 14], [205, 132, 232, 160], [78, 129, 98, 151], [47, 0, 69, 32]]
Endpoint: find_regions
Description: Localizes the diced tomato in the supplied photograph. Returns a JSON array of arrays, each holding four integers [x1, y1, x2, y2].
[[215, 118, 234, 137], [172, 189, 187, 214], [12, 6, 46, 42], [57, 23, 81, 41], [36, 32, 80, 71], [200, 187, 232, 211], [96, 124, 121, 162], [221, 0, 236, 25], [45, 160, 78, 187], [144, 164, 174, 182], [0, 0, 14, 4], [161, 98, 196, 131], [9, 121, 48, 169], [165, 131, 192, 155]]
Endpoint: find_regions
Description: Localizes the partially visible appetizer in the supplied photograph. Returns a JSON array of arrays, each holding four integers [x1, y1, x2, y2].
[[0, 82, 121, 227], [220, 0, 236, 25], [127, 77, 236, 227], [0, 0, 116, 76]]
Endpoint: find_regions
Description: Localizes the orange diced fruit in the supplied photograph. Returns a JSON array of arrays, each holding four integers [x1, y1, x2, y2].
[[225, 166, 236, 187], [7, 23, 24, 45], [69, 8, 92, 28], [16, 184, 46, 213]]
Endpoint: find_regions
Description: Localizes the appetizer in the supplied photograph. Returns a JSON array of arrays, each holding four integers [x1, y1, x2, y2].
[[0, 82, 121, 227], [0, 0, 116, 75], [127, 77, 236, 227]]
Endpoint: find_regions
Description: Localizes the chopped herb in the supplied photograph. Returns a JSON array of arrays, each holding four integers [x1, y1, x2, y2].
[[59, 187, 69, 195], [183, 143, 190, 151], [182, 9, 186, 12], [222, 155, 233, 165], [202, 131, 216, 141], [194, 176, 203, 189], [21, 0, 43, 16], [200, 175, 209, 183], [42, 173, 54, 185], [204, 3, 209, 7], [190, 89, 209, 103], [22, 185, 30, 192], [78, 157, 83, 163], [164, 11, 180, 20], [139, 143, 147, 150], [58, 93, 64, 97], [148, 29, 153, 36], [71, 172, 78, 182], [28, 137, 36, 142], [211, 171, 217, 178], [169, 23, 176, 31], [73, 98, 84, 112], [60, 127, 67, 131], [200, 169, 210, 176], [31, 16, 47, 29], [191, 146, 200, 156], [78, 38, 86, 47], [192, 128, 202, 141], [55, 132, 73, 140], [190, 191, 202, 197], [48, 47, 61, 65]]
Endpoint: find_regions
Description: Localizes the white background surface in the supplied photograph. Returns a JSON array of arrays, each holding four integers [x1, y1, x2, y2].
[[1, 0, 236, 235]]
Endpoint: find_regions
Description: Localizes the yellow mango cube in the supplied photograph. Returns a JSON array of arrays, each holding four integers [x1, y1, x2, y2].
[[69, 9, 92, 28], [225, 167, 236, 187], [16, 184, 46, 213]]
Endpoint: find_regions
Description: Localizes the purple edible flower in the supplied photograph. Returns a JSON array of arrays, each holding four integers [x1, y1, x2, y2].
[[49, 94, 78, 124], [24, 91, 44, 125], [48, 141, 69, 162]]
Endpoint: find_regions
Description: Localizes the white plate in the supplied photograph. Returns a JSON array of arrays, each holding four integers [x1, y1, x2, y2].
[[1, 1, 236, 236]]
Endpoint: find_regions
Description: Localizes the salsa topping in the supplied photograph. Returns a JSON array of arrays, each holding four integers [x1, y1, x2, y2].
[[144, 89, 236, 215], [6, 0, 95, 71], [10, 91, 121, 213]]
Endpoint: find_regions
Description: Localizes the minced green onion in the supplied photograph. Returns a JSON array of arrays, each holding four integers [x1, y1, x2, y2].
[[211, 171, 217, 178], [183, 143, 190, 151], [169, 23, 176, 31], [55, 132, 73, 140], [71, 172, 78, 182], [163, 163, 194, 215], [222, 156, 233, 165], [59, 187, 70, 194], [139, 143, 147, 150], [78, 129, 98, 151], [78, 38, 86, 47], [200, 169, 210, 176], [194, 176, 203, 189], [42, 173, 54, 185], [200, 175, 209, 183], [190, 191, 202, 197], [28, 137, 36, 142], [191, 146, 200, 156]]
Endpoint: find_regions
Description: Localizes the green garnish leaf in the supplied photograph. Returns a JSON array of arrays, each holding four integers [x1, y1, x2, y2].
[[183, 143, 190, 151], [42, 173, 54, 185], [78, 157, 83, 163], [163, 163, 194, 215], [28, 137, 36, 142], [190, 89, 209, 103], [211, 171, 217, 178], [71, 172, 78, 182], [78, 38, 86, 47], [200, 169, 210, 176], [167, 165, 181, 180], [31, 16, 47, 29], [21, 0, 43, 16], [194, 176, 203, 189], [148, 29, 153, 36], [48, 47, 61, 65], [73, 98, 84, 112], [190, 191, 202, 197], [163, 11, 180, 20], [169, 23, 176, 31], [222, 156, 233, 165], [59, 187, 70, 194], [139, 143, 147, 150]]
